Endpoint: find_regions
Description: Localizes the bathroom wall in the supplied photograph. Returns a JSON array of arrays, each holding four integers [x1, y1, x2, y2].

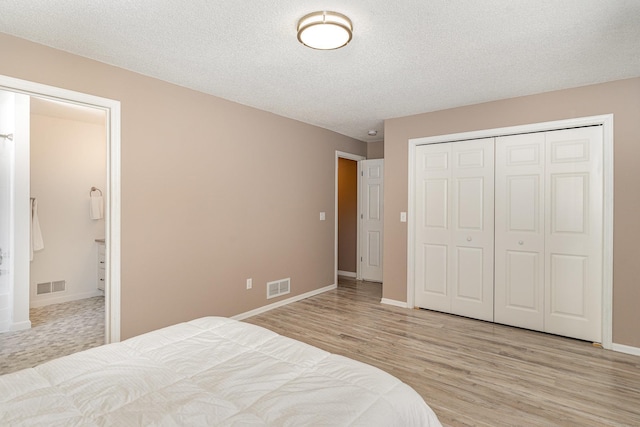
[[29, 103, 107, 307]]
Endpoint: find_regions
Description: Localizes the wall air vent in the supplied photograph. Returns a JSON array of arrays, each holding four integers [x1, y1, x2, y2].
[[36, 280, 66, 295], [36, 282, 51, 295], [267, 278, 291, 299], [52, 280, 66, 293]]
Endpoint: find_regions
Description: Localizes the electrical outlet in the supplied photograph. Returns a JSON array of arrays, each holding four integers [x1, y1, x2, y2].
[[246, 278, 252, 290]]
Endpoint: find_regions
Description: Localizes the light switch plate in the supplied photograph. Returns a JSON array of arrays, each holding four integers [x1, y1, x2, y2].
[[320, 212, 326, 221], [400, 212, 407, 222]]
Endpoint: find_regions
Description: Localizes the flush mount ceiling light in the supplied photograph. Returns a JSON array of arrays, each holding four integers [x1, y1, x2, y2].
[[297, 11, 353, 50]]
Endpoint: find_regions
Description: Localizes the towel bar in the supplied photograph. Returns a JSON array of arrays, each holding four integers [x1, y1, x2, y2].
[[90, 187, 103, 196]]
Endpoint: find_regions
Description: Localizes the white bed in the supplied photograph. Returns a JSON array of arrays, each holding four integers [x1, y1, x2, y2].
[[1, 316, 441, 426]]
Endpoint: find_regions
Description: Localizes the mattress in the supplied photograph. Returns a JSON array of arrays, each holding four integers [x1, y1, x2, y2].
[[1, 316, 441, 426]]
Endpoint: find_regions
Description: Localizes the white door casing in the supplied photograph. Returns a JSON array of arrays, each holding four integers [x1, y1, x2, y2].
[[360, 159, 384, 282], [495, 132, 546, 330], [414, 139, 495, 321]]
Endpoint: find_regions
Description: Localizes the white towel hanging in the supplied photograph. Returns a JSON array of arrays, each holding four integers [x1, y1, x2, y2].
[[30, 198, 44, 261], [90, 187, 104, 220], [90, 194, 104, 220]]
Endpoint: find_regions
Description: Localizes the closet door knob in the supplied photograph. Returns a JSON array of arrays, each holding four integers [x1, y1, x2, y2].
[[518, 240, 524, 245], [466, 237, 472, 242]]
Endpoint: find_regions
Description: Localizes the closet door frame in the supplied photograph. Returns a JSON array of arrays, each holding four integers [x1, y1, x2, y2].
[[407, 114, 613, 349]]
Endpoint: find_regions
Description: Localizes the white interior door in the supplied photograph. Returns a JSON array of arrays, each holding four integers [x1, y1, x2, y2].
[[450, 139, 494, 321], [495, 133, 545, 330], [544, 126, 603, 342], [414, 143, 452, 311], [360, 159, 384, 282]]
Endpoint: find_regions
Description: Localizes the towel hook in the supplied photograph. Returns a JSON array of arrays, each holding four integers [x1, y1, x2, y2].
[[90, 187, 103, 196]]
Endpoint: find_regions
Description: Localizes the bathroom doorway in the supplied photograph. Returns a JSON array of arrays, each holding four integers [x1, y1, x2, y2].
[[0, 74, 121, 344], [29, 97, 106, 328]]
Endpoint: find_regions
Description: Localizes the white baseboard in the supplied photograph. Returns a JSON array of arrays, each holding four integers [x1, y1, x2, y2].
[[10, 320, 32, 331], [338, 270, 358, 279], [30, 290, 104, 308], [612, 343, 640, 356], [232, 284, 338, 321], [380, 298, 409, 308], [337, 270, 356, 278]]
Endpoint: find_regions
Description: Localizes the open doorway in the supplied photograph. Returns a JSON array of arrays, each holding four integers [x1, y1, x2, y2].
[[27, 97, 107, 345], [0, 74, 121, 346], [337, 157, 358, 278], [334, 151, 365, 285], [334, 151, 385, 284]]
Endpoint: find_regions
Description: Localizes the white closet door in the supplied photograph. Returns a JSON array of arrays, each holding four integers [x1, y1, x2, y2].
[[360, 159, 384, 282], [544, 127, 603, 342], [450, 139, 495, 321], [414, 139, 494, 319], [495, 133, 545, 330], [414, 143, 452, 312]]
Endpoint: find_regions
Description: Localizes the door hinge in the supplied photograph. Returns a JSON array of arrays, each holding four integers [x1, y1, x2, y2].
[[361, 214, 363, 219], [361, 256, 363, 262], [361, 171, 364, 176]]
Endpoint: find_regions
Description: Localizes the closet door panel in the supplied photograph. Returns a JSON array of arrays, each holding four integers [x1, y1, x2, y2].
[[495, 133, 545, 330], [507, 175, 539, 231], [549, 254, 587, 317], [450, 139, 494, 322], [421, 244, 448, 295], [505, 250, 540, 311], [455, 247, 484, 300], [544, 127, 603, 342], [414, 143, 452, 312], [424, 179, 449, 228]]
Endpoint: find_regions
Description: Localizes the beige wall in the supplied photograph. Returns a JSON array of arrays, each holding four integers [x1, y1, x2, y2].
[[30, 112, 106, 306], [337, 158, 357, 274], [384, 77, 640, 347], [367, 141, 384, 159], [0, 33, 366, 339]]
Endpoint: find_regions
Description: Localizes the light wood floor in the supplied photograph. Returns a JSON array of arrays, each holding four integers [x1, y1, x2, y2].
[[246, 278, 640, 427]]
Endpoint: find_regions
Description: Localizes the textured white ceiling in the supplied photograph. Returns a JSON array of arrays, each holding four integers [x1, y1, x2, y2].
[[1, 1, 639, 142]]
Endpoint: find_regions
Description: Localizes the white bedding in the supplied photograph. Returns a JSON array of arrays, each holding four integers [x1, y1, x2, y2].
[[0, 317, 441, 426]]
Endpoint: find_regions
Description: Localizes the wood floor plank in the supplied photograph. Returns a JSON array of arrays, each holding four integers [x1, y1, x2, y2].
[[245, 278, 640, 427]]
